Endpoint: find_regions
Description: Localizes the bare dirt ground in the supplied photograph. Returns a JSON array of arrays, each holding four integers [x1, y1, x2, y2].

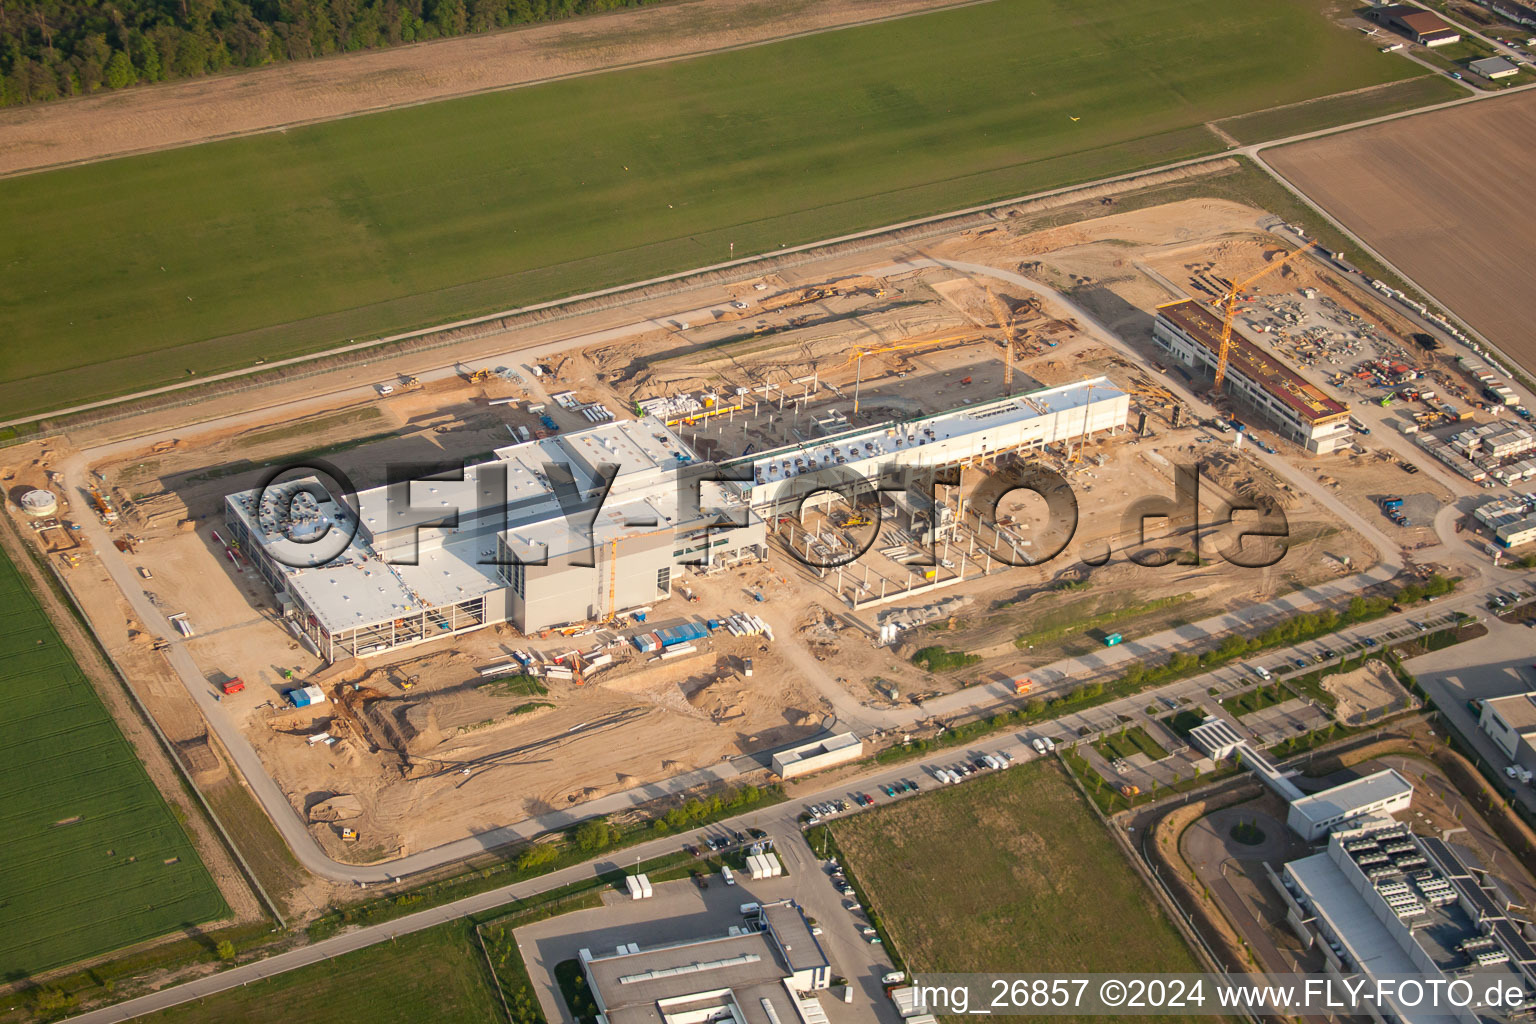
[[4, 190, 1443, 895], [1320, 659, 1412, 726], [1265, 90, 1536, 381], [0, 0, 973, 176]]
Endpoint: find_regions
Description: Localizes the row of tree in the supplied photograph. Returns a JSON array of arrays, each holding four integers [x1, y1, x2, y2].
[[1, 0, 663, 107]]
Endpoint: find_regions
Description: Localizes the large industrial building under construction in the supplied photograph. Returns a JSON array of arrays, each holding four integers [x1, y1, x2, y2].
[[1153, 299, 1351, 453], [226, 378, 1128, 660]]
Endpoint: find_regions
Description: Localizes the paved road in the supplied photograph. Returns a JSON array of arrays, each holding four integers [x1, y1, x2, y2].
[[59, 591, 1510, 1024], [54, 231, 1500, 887], [9, 70, 1535, 433], [38, 67, 1536, 1017]]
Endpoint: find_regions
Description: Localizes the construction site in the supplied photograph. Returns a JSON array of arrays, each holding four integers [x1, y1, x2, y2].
[[5, 183, 1499, 874]]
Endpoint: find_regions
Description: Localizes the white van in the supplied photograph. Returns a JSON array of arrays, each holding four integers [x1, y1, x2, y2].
[[721, 866, 736, 886], [1252, 664, 1272, 681], [739, 902, 760, 916]]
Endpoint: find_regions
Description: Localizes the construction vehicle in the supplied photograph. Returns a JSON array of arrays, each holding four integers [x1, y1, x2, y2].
[[220, 678, 245, 696], [150, 439, 179, 454], [341, 827, 359, 843], [401, 374, 419, 388], [1212, 242, 1317, 391], [1118, 784, 1140, 798], [1012, 678, 1033, 695], [89, 488, 119, 525], [467, 368, 495, 383]]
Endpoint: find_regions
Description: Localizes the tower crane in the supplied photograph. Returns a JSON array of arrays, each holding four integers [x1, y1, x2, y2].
[[849, 330, 987, 413], [1212, 241, 1317, 391], [986, 287, 1016, 393]]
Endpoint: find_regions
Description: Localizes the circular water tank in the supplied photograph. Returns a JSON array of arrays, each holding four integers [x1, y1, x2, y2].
[[19, 488, 58, 517]]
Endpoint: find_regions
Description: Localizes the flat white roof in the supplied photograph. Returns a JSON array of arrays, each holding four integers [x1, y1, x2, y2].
[[228, 418, 737, 632], [743, 377, 1126, 484], [1484, 690, 1536, 733], [1189, 717, 1244, 755], [1289, 768, 1413, 826], [1287, 852, 1424, 978]]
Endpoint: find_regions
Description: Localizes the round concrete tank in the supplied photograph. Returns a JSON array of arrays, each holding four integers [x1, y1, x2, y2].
[[19, 488, 58, 517]]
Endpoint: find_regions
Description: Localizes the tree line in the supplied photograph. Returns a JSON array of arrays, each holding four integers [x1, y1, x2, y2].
[[1, 0, 663, 107]]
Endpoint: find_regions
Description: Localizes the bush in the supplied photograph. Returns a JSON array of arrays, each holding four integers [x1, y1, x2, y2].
[[573, 819, 611, 852], [517, 844, 559, 872], [911, 646, 981, 672]]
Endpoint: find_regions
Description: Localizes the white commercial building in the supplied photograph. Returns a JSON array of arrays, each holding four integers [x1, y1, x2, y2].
[[1274, 822, 1535, 1024], [1286, 769, 1414, 842], [1153, 300, 1351, 453], [1479, 691, 1536, 769], [225, 418, 765, 660], [228, 378, 1126, 660], [770, 732, 863, 778], [579, 900, 830, 1024], [739, 377, 1129, 514]]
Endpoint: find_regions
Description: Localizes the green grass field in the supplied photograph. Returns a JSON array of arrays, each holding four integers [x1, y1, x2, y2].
[[0, 0, 1422, 417], [1221, 683, 1291, 717], [134, 921, 503, 1024], [1215, 74, 1465, 144], [0, 547, 226, 977], [1093, 725, 1170, 762], [830, 761, 1208, 1023]]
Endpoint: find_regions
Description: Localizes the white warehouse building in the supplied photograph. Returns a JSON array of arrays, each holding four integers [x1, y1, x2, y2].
[[225, 418, 766, 660], [227, 378, 1127, 660], [740, 376, 1129, 514]]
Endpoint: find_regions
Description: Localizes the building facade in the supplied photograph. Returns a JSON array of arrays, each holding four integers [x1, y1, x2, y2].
[[228, 378, 1128, 660], [1479, 692, 1536, 768], [1153, 300, 1352, 453], [226, 418, 767, 659]]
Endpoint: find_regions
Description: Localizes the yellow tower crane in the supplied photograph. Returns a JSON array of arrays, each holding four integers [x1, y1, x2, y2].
[[986, 287, 1015, 393], [849, 330, 988, 413], [1213, 242, 1317, 391]]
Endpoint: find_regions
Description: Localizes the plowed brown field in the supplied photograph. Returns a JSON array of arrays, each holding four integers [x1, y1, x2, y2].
[[1265, 91, 1536, 379]]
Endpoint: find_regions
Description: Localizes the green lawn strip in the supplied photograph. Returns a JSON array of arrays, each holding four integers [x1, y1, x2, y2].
[[1012, 594, 1189, 650], [0, 547, 227, 977], [1215, 73, 1463, 145], [1061, 746, 1239, 815], [127, 920, 501, 1024], [1093, 725, 1170, 763], [1220, 683, 1292, 717]]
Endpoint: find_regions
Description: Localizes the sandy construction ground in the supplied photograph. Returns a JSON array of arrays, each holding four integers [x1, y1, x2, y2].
[[8, 183, 1467, 894], [1265, 90, 1536, 380], [0, 0, 970, 176]]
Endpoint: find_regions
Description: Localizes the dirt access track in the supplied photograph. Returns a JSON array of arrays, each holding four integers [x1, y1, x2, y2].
[[0, 0, 969, 176], [1265, 89, 1536, 381]]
